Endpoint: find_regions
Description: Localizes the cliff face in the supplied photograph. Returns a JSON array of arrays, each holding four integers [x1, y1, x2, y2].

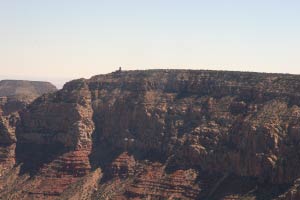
[[0, 80, 57, 192], [2, 70, 300, 199]]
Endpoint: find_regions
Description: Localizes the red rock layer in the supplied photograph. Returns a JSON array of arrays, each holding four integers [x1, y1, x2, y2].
[[26, 149, 92, 197], [13, 80, 95, 199], [125, 163, 200, 199], [110, 152, 136, 178], [95, 153, 200, 200]]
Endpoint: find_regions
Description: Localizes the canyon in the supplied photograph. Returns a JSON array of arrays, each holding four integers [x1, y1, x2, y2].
[[1, 70, 300, 199], [0, 80, 57, 199]]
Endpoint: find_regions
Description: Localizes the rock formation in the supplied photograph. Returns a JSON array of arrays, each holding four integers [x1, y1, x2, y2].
[[2, 70, 300, 199], [0, 80, 57, 115], [0, 80, 57, 97], [0, 80, 57, 193]]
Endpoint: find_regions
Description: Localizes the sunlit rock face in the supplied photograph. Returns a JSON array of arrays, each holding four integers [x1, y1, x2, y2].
[[3, 70, 300, 199]]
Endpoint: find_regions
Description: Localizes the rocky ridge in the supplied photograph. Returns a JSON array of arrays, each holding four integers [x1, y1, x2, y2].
[[1, 70, 300, 199]]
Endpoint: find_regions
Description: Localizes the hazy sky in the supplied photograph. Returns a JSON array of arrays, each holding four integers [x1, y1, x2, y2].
[[1, 0, 300, 87]]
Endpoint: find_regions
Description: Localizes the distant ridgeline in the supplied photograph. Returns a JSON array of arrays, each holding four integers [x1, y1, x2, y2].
[[0, 80, 57, 115], [0, 80, 57, 98]]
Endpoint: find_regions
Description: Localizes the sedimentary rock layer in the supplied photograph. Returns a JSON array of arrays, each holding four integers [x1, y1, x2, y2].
[[2, 70, 300, 199]]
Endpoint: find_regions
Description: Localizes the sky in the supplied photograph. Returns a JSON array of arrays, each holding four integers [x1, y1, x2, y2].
[[1, 0, 300, 88]]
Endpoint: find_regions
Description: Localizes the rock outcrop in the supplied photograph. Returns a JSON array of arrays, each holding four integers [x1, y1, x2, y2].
[[2, 70, 300, 199], [0, 80, 57, 192], [0, 113, 18, 180]]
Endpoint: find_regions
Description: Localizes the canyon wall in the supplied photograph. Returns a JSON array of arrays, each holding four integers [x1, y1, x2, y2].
[[2, 70, 300, 199], [0, 80, 57, 193]]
